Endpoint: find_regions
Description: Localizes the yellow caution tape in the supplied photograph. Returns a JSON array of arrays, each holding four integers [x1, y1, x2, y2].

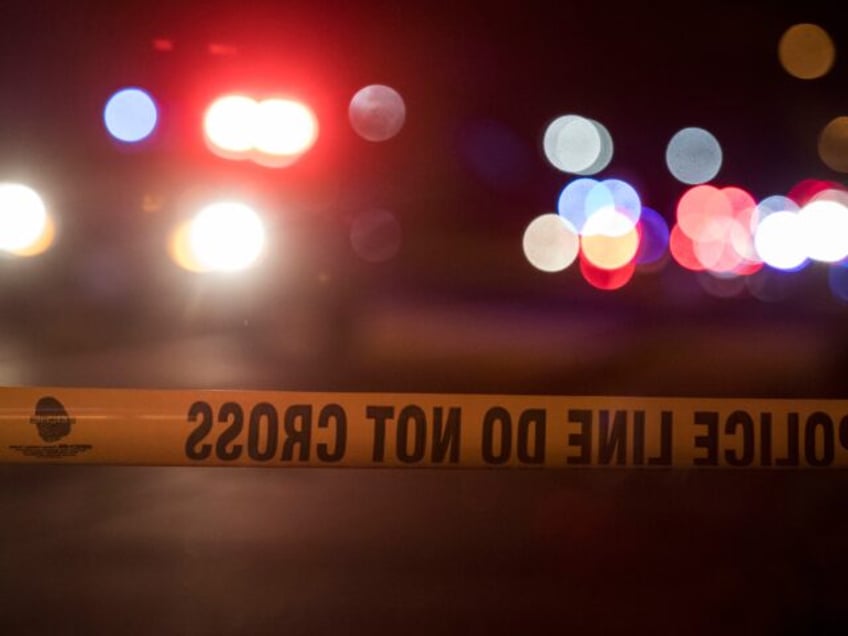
[[2, 387, 848, 468]]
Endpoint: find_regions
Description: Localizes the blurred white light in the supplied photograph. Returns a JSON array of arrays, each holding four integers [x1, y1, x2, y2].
[[349, 85, 406, 142], [522, 213, 579, 272], [754, 211, 807, 270], [204, 95, 258, 153], [104, 88, 158, 143], [665, 127, 722, 184], [0, 183, 50, 254], [799, 198, 848, 263], [582, 120, 614, 175], [586, 178, 641, 232], [543, 115, 612, 175], [581, 205, 633, 237], [187, 202, 266, 272], [254, 98, 319, 156], [753, 195, 799, 230]]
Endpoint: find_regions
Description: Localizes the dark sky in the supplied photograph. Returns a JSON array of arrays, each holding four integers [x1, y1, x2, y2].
[[2, 2, 848, 634]]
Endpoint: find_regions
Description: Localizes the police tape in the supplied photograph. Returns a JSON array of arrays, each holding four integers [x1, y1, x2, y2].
[[2, 386, 848, 468]]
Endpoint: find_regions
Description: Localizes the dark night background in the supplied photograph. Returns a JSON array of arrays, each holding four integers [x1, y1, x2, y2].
[[2, 1, 848, 633]]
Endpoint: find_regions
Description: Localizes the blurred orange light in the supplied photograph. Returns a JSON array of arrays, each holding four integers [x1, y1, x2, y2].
[[818, 117, 848, 173], [168, 220, 206, 272], [580, 219, 639, 270], [778, 23, 835, 80], [7, 214, 56, 257]]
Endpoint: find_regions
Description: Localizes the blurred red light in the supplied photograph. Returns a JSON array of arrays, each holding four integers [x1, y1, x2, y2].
[[579, 255, 635, 290], [669, 224, 705, 271]]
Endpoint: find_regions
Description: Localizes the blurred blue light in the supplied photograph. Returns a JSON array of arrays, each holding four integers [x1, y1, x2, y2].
[[557, 178, 597, 232], [635, 207, 669, 265], [828, 262, 848, 302], [557, 177, 642, 235], [590, 179, 641, 228], [104, 88, 158, 143]]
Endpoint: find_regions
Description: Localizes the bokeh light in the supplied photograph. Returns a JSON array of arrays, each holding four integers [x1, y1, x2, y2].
[[787, 179, 845, 206], [634, 207, 670, 266], [665, 127, 722, 185], [751, 190, 848, 271], [778, 23, 835, 80], [204, 95, 318, 165], [0, 183, 53, 256], [828, 262, 848, 302], [204, 95, 257, 154], [672, 185, 760, 275], [557, 177, 642, 235], [580, 207, 640, 270], [8, 215, 56, 257], [587, 179, 641, 230], [799, 196, 848, 263], [692, 234, 743, 274], [669, 224, 705, 272], [818, 117, 848, 173], [676, 185, 732, 242], [349, 84, 406, 142], [172, 201, 266, 273], [253, 98, 319, 157], [350, 209, 402, 263], [103, 88, 158, 143], [557, 178, 597, 232], [754, 195, 799, 226], [522, 213, 579, 273], [543, 115, 613, 175], [168, 221, 205, 273], [579, 256, 635, 290], [753, 210, 808, 271], [579, 120, 613, 176]]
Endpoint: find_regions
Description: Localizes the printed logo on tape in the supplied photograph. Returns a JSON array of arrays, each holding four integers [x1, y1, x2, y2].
[[7, 395, 93, 459]]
